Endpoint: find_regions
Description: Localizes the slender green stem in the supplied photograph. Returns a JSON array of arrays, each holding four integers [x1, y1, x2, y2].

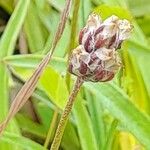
[[44, 111, 59, 148], [50, 77, 84, 150]]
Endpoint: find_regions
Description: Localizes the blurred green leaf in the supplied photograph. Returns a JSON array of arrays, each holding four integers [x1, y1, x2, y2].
[[100, 0, 127, 7], [1, 132, 46, 150], [16, 113, 47, 139], [85, 82, 150, 149], [130, 21, 149, 47], [0, 65, 12, 150], [0, 65, 9, 121], [62, 122, 81, 150], [48, 0, 65, 12], [39, 67, 68, 109], [0, 0, 30, 57], [0, 0, 30, 149], [53, 21, 71, 57], [73, 95, 98, 150], [4, 54, 67, 73], [33, 99, 54, 129], [33, 99, 80, 150], [85, 90, 106, 149], [127, 42, 150, 101], [93, 5, 133, 21], [79, 0, 92, 28], [0, 0, 13, 13], [121, 42, 150, 113], [127, 0, 150, 17], [7, 63, 68, 109], [137, 16, 150, 36], [24, 0, 47, 53], [103, 119, 118, 150]]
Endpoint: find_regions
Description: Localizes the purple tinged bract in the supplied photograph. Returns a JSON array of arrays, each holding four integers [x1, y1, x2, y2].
[[69, 14, 133, 82]]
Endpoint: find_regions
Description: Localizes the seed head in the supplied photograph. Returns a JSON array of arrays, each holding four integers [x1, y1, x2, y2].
[[69, 14, 132, 82]]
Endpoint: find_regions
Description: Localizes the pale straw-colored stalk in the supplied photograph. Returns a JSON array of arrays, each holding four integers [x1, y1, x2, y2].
[[0, 0, 72, 135], [50, 77, 83, 150]]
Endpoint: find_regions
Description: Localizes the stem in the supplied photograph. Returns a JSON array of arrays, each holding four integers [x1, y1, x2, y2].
[[44, 111, 59, 148], [50, 77, 84, 150]]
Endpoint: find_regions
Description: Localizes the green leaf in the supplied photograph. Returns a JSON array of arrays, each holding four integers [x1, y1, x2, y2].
[[24, 0, 47, 53], [137, 16, 150, 36], [121, 42, 150, 113], [16, 113, 47, 139], [0, 0, 30, 57], [127, 0, 150, 17], [33, 97, 80, 150], [79, 0, 92, 28], [73, 95, 98, 150], [7, 63, 68, 109], [33, 88, 54, 109], [0, 0, 13, 13], [101, 0, 128, 8], [62, 122, 81, 150], [1, 132, 46, 150], [0, 65, 9, 121], [93, 5, 133, 21], [33, 99, 54, 129], [129, 21, 149, 47], [127, 41, 150, 97], [85, 90, 106, 149], [85, 82, 150, 149], [0, 65, 12, 150], [0, 1, 30, 149], [48, 0, 65, 11], [103, 119, 118, 150], [39, 67, 68, 109], [4, 54, 67, 73], [53, 21, 71, 57]]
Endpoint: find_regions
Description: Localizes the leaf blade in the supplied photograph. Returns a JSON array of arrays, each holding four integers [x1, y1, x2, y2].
[[0, 0, 30, 57], [85, 82, 150, 149]]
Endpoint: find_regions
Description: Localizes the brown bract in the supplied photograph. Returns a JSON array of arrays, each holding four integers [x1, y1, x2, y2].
[[69, 45, 121, 82]]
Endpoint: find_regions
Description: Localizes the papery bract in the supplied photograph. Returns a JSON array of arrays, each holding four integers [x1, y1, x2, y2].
[[69, 14, 132, 82]]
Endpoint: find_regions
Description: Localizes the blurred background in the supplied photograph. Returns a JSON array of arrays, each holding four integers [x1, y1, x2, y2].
[[0, 0, 150, 150]]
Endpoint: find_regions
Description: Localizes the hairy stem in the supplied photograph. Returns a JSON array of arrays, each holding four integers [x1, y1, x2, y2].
[[50, 77, 84, 150]]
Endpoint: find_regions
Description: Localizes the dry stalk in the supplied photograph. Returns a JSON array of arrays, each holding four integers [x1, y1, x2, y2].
[[0, 0, 72, 135], [50, 77, 84, 150]]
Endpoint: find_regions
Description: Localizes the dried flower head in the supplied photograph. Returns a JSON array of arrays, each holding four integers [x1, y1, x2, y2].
[[69, 14, 133, 82]]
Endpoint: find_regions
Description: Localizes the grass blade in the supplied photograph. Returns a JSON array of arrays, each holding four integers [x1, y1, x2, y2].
[[4, 54, 66, 73], [85, 82, 150, 149], [1, 132, 46, 150], [73, 95, 98, 150], [103, 119, 118, 150], [85, 90, 106, 149], [0, 0, 30, 57], [0, 0, 30, 149]]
